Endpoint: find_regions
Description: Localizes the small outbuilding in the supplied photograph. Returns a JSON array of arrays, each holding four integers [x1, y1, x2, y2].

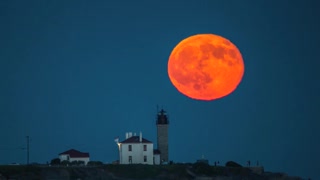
[[59, 149, 90, 165]]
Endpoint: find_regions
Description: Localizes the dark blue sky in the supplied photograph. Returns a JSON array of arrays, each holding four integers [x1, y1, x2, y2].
[[1, 0, 319, 179]]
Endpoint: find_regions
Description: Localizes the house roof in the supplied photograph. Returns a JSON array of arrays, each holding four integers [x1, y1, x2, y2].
[[120, 136, 152, 144], [59, 149, 89, 158]]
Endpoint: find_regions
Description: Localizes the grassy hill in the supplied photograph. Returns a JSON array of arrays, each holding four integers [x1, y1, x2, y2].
[[0, 163, 302, 180]]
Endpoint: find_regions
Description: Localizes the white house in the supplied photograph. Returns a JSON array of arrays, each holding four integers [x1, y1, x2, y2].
[[116, 132, 159, 165], [59, 149, 90, 165]]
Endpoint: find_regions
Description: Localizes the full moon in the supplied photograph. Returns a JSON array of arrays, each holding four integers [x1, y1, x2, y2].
[[167, 34, 244, 101]]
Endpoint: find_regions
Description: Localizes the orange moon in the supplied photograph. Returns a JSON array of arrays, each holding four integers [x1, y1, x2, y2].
[[167, 34, 244, 101]]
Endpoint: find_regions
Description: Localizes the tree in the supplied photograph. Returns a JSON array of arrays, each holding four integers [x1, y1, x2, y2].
[[50, 158, 60, 165]]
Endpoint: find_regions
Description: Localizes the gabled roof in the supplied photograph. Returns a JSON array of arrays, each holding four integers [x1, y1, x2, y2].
[[59, 149, 89, 158], [120, 136, 152, 144]]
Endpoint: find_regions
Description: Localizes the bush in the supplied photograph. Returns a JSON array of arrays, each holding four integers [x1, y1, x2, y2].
[[50, 158, 60, 165], [87, 161, 103, 166], [225, 161, 242, 167], [70, 161, 77, 166], [77, 161, 85, 166], [69, 160, 85, 166], [192, 162, 212, 175], [61, 160, 70, 166]]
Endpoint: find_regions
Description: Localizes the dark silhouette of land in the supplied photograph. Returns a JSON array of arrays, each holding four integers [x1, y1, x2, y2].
[[0, 162, 303, 180]]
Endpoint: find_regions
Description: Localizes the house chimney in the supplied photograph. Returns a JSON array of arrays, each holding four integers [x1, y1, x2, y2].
[[134, 132, 136, 136], [126, 132, 129, 139], [129, 132, 132, 138], [139, 131, 142, 142]]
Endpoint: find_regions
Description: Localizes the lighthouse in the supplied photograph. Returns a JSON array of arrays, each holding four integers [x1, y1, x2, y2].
[[156, 109, 169, 163]]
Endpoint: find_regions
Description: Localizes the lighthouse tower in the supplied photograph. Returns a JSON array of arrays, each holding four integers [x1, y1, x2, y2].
[[156, 109, 169, 163]]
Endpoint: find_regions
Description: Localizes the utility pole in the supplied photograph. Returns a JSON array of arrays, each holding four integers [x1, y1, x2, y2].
[[26, 136, 29, 165]]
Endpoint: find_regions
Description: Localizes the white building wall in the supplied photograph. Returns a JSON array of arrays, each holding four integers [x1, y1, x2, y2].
[[120, 143, 153, 165], [59, 154, 69, 161], [154, 154, 160, 165], [59, 155, 89, 165]]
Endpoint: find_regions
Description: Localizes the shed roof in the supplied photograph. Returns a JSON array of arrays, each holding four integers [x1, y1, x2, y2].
[[59, 149, 89, 158]]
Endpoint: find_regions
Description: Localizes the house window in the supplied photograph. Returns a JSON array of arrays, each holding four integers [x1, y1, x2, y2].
[[128, 145, 132, 151], [129, 156, 132, 164], [143, 145, 147, 151], [144, 156, 147, 162]]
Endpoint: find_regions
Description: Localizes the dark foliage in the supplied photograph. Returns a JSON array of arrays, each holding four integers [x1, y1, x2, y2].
[[225, 161, 242, 167], [70, 160, 85, 166], [50, 158, 60, 165], [60, 160, 70, 166], [87, 161, 103, 166]]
